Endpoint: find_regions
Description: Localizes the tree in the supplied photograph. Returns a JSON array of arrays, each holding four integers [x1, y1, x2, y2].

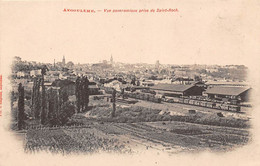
[[194, 75, 202, 82], [31, 78, 41, 119], [47, 88, 55, 120], [79, 77, 84, 112], [131, 78, 136, 85], [40, 65, 48, 125], [75, 76, 90, 112], [136, 80, 140, 86], [121, 88, 125, 99], [14, 56, 22, 62], [58, 101, 75, 125], [60, 89, 69, 105], [17, 83, 25, 130], [111, 89, 116, 118], [46, 88, 60, 126], [83, 76, 89, 111], [75, 76, 81, 113]]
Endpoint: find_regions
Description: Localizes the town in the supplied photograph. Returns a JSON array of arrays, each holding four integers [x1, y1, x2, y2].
[[11, 56, 252, 154]]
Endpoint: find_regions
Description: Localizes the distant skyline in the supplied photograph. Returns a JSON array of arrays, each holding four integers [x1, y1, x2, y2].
[[1, 1, 259, 67], [19, 56, 248, 67]]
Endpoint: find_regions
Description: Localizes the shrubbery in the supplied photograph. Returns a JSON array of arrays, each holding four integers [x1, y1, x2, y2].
[[86, 105, 250, 128]]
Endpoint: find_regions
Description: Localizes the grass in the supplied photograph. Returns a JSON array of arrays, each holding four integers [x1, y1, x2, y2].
[[82, 105, 250, 128]]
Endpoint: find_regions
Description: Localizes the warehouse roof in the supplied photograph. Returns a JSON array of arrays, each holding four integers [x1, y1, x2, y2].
[[52, 79, 74, 87], [205, 81, 249, 86], [205, 86, 251, 96], [150, 84, 194, 92]]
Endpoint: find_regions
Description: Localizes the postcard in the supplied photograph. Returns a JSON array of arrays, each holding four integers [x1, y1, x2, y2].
[[0, 1, 260, 166]]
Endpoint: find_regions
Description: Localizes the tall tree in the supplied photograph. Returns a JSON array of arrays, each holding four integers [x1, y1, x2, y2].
[[111, 89, 116, 118], [131, 77, 136, 85], [40, 65, 48, 125], [75, 76, 81, 113], [136, 80, 140, 86], [31, 78, 41, 119], [35, 78, 41, 119], [121, 88, 125, 99], [47, 88, 55, 120], [83, 76, 89, 111], [75, 76, 90, 112], [31, 79, 36, 118], [79, 77, 84, 112], [17, 83, 25, 130], [60, 89, 69, 105], [47, 88, 61, 126]]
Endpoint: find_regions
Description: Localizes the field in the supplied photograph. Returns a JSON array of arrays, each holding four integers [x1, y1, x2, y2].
[[22, 97, 252, 154], [25, 126, 131, 154], [24, 121, 250, 154]]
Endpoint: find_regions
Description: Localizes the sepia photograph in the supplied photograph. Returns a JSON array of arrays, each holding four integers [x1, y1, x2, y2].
[[0, 1, 260, 166]]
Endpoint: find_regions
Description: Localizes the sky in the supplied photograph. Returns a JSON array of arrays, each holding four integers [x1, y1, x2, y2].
[[0, 1, 259, 66]]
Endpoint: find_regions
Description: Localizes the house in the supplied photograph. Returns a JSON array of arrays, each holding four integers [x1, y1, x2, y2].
[[44, 75, 59, 82], [16, 71, 28, 78], [88, 82, 101, 95], [205, 86, 251, 102], [30, 69, 42, 77], [104, 80, 123, 92], [150, 84, 203, 97], [51, 79, 75, 96]]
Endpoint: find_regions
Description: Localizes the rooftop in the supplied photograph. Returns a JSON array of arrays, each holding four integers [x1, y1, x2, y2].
[[150, 84, 194, 92], [205, 80, 249, 86], [205, 86, 251, 96]]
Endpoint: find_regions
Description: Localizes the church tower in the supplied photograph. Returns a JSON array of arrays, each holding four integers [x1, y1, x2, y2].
[[62, 56, 66, 66], [110, 55, 113, 64]]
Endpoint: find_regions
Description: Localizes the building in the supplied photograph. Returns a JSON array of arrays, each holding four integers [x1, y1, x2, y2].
[[110, 55, 113, 64], [104, 80, 123, 92], [150, 83, 203, 97], [88, 82, 101, 95], [16, 71, 28, 78], [205, 86, 251, 102], [30, 69, 42, 77], [205, 80, 249, 87], [51, 79, 101, 96], [51, 79, 75, 96]]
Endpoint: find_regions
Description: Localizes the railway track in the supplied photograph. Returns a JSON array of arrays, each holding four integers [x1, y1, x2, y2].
[[111, 122, 245, 150]]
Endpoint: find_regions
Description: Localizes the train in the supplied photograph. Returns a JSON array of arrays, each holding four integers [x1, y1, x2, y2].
[[162, 97, 241, 112], [124, 91, 161, 103], [104, 87, 240, 112]]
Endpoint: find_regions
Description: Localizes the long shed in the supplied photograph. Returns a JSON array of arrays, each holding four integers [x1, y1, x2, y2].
[[150, 84, 203, 97]]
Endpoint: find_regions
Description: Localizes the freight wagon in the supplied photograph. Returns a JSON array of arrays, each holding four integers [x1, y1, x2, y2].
[[184, 99, 189, 104], [126, 92, 161, 103], [179, 98, 184, 103], [215, 103, 222, 109], [189, 99, 195, 105], [228, 105, 240, 112], [220, 104, 229, 111], [163, 96, 241, 112], [194, 100, 201, 106], [206, 102, 215, 108], [200, 101, 207, 107]]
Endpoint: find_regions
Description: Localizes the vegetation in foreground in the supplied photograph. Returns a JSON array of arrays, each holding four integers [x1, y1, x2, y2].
[[71, 105, 250, 129], [25, 128, 131, 154]]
